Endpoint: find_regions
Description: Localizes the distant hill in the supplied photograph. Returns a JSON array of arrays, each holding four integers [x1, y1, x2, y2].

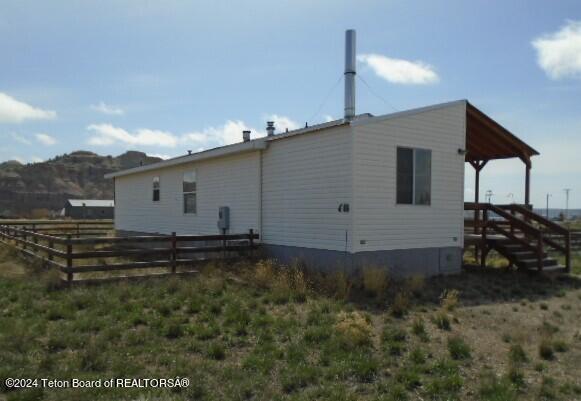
[[0, 150, 162, 217]]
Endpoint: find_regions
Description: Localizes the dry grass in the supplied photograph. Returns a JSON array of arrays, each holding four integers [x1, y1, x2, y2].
[[254, 259, 276, 288], [362, 266, 389, 298], [322, 271, 352, 300], [334, 311, 374, 348], [390, 291, 411, 317], [1, 243, 581, 401], [440, 288, 460, 311], [405, 274, 426, 295]]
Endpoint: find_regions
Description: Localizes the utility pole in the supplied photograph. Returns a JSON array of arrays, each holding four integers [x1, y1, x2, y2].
[[546, 193, 552, 219], [564, 188, 571, 220]]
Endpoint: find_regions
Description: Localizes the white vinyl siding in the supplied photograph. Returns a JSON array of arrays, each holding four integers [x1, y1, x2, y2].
[[261, 126, 354, 252], [113, 101, 466, 258], [352, 102, 466, 252], [114, 151, 260, 236]]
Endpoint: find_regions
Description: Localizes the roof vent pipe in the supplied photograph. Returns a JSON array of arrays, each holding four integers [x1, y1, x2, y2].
[[242, 130, 251, 142], [266, 121, 275, 136], [344, 29, 356, 121]]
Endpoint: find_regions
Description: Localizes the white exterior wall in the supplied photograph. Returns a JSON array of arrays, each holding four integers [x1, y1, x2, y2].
[[261, 126, 354, 252], [352, 102, 466, 252], [114, 151, 260, 235]]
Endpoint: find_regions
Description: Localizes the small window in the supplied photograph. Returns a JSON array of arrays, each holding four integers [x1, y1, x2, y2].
[[396, 147, 431, 205], [183, 170, 196, 214], [152, 176, 160, 202]]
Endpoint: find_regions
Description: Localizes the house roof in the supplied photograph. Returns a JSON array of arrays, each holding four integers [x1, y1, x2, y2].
[[104, 99, 539, 179], [105, 118, 351, 179], [465, 102, 539, 163], [67, 199, 114, 207]]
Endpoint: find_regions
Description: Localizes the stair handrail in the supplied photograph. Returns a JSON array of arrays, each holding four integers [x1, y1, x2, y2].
[[483, 203, 545, 271], [496, 204, 569, 235], [497, 204, 571, 272]]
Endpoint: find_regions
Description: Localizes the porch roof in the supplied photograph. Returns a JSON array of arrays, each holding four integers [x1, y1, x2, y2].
[[466, 102, 539, 164]]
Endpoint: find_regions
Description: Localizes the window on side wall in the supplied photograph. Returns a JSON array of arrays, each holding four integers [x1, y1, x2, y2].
[[183, 170, 197, 214], [396, 147, 431, 205], [152, 176, 160, 202]]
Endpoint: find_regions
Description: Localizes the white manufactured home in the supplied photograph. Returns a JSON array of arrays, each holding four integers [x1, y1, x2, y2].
[[106, 30, 549, 277]]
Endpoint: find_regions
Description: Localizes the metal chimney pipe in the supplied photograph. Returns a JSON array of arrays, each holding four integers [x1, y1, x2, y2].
[[242, 130, 251, 142], [344, 29, 356, 120], [266, 121, 275, 136]]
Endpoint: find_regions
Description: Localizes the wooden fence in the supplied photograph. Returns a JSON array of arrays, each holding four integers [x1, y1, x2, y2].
[[0, 222, 258, 283], [0, 219, 114, 238]]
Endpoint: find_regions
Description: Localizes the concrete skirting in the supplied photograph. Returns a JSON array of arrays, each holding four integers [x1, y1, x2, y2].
[[261, 244, 462, 277], [116, 229, 461, 278]]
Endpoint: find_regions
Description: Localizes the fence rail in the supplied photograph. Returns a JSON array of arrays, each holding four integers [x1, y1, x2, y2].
[[0, 219, 114, 238], [0, 221, 258, 283]]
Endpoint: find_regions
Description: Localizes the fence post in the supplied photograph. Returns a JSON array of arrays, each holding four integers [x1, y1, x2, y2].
[[249, 229, 254, 259], [171, 232, 177, 274], [76, 223, 80, 238], [66, 234, 73, 283], [23, 227, 27, 250]]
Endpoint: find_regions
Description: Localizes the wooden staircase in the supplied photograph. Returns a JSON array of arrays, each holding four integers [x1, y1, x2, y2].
[[465, 203, 571, 273]]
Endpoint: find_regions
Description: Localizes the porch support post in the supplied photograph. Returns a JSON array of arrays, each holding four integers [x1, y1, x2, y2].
[[469, 160, 488, 233], [469, 160, 488, 262], [474, 166, 480, 234], [524, 158, 531, 207]]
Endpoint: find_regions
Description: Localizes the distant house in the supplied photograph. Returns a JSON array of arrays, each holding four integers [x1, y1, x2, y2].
[[64, 199, 114, 219], [105, 31, 542, 277]]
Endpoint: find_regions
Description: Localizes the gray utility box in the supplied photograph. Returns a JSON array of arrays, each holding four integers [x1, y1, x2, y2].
[[217, 206, 230, 231]]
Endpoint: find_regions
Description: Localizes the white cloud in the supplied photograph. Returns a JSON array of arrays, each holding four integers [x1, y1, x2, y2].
[[10, 133, 31, 145], [0, 92, 56, 123], [87, 124, 178, 147], [183, 120, 260, 147], [322, 115, 335, 123], [532, 20, 581, 80], [265, 114, 300, 132], [87, 114, 298, 150], [10, 155, 43, 164], [91, 102, 125, 115], [35, 133, 56, 146], [357, 53, 439, 84], [149, 153, 172, 160], [10, 156, 25, 164]]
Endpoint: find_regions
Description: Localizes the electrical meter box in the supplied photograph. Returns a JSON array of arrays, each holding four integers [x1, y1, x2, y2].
[[217, 206, 230, 231]]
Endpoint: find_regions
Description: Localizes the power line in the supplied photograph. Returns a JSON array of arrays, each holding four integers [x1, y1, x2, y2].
[[307, 74, 343, 123], [357, 73, 399, 112]]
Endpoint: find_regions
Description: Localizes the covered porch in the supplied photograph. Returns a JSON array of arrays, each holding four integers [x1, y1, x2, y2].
[[462, 103, 571, 273], [464, 102, 539, 209]]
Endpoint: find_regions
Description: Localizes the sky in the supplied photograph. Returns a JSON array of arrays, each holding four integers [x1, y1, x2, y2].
[[0, 0, 580, 207]]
